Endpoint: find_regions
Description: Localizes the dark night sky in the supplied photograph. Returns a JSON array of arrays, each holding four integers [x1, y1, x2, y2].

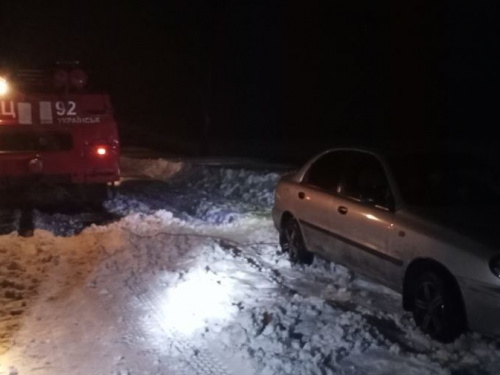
[[1, 1, 499, 159]]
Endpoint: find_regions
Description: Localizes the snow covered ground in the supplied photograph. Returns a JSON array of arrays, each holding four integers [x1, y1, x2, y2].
[[1, 155, 500, 375]]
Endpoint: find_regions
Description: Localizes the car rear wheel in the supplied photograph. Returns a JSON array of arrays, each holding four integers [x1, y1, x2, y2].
[[411, 271, 465, 343], [280, 217, 314, 265]]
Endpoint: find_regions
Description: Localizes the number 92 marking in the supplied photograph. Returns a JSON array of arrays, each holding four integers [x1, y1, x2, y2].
[[56, 101, 77, 116]]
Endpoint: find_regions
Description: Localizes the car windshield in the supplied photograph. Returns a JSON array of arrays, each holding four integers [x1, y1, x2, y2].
[[388, 152, 500, 207]]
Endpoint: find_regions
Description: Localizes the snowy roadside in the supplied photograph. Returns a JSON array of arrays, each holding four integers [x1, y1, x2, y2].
[[1, 156, 500, 375]]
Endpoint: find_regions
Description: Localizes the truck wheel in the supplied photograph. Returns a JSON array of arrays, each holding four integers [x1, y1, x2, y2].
[[82, 184, 109, 205]]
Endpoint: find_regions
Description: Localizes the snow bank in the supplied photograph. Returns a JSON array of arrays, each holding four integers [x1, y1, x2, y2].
[[109, 157, 282, 226]]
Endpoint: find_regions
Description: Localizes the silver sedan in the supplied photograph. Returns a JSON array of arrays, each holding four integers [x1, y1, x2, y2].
[[272, 147, 500, 342]]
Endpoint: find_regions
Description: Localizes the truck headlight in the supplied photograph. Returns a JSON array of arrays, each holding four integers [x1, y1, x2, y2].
[[0, 76, 9, 95], [489, 255, 500, 278]]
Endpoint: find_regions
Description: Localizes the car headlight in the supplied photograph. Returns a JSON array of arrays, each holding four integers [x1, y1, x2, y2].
[[0, 76, 9, 95], [489, 255, 500, 278]]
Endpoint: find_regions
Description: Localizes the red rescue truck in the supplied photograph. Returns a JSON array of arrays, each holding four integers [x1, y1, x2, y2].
[[0, 62, 120, 204]]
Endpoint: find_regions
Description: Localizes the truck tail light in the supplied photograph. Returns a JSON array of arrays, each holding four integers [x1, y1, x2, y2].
[[95, 145, 108, 157]]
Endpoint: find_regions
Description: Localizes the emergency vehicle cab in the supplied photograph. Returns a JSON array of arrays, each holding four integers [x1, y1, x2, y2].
[[0, 62, 120, 204]]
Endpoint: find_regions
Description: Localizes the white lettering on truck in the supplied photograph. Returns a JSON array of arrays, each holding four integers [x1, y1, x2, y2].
[[56, 116, 101, 124], [0, 101, 16, 118]]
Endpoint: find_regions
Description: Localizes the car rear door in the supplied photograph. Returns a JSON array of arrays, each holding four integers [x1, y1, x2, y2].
[[333, 152, 403, 288], [292, 151, 350, 259]]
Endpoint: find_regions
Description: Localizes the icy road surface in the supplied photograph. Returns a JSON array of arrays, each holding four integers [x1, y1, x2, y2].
[[1, 155, 500, 375]]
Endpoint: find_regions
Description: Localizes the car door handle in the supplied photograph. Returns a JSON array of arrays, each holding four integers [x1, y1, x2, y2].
[[298, 191, 305, 199], [338, 206, 348, 215]]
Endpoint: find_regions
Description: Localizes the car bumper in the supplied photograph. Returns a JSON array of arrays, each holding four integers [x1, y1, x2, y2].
[[458, 277, 500, 336]]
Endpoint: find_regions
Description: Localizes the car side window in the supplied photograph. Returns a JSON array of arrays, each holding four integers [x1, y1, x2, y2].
[[340, 153, 393, 209], [304, 151, 344, 192]]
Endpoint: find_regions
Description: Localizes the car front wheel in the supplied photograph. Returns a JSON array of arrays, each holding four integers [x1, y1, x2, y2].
[[280, 217, 314, 265], [411, 271, 466, 343]]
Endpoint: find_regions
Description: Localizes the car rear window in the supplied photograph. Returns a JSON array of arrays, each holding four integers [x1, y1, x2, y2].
[[388, 153, 500, 206]]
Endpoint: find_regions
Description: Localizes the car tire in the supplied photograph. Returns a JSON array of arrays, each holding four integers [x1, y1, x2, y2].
[[280, 217, 314, 265], [411, 271, 466, 343]]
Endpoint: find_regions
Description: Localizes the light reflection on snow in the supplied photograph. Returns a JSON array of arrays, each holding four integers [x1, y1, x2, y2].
[[0, 353, 18, 374], [157, 266, 237, 336]]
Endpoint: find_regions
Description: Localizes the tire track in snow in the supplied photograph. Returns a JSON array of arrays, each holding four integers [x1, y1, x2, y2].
[[218, 239, 428, 356]]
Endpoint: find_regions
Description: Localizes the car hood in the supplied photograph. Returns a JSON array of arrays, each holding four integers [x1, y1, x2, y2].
[[409, 205, 500, 250]]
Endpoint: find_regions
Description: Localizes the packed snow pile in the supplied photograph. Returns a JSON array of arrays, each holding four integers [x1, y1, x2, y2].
[[0, 237, 41, 355], [119, 156, 184, 181], [1, 155, 500, 375], [109, 158, 282, 225]]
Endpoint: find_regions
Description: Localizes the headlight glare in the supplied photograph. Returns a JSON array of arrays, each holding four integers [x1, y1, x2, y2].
[[0, 76, 9, 95]]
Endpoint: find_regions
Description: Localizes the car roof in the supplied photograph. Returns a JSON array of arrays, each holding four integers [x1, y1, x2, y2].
[[317, 142, 474, 158]]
